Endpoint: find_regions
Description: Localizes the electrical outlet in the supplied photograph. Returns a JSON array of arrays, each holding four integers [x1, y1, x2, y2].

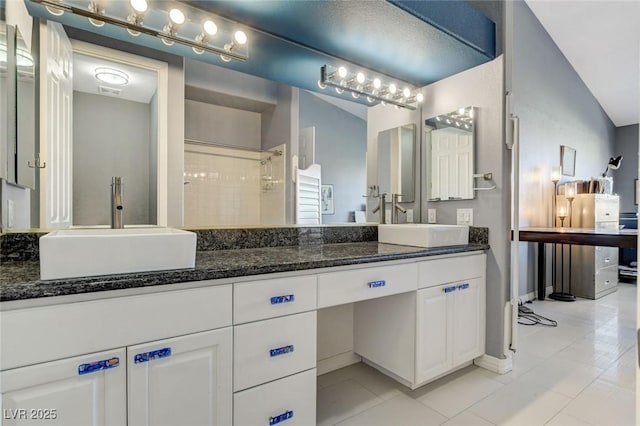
[[427, 209, 437, 223], [456, 208, 473, 225], [406, 209, 414, 223]]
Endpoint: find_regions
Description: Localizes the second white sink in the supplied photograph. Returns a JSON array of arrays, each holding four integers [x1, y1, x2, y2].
[[40, 228, 197, 280], [378, 224, 469, 248]]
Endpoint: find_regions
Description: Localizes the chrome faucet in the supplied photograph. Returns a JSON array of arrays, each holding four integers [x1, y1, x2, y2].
[[111, 177, 124, 229], [391, 194, 407, 224], [372, 193, 387, 224]]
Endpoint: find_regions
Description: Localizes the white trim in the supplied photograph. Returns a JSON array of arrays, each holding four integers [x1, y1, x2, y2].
[[70, 40, 169, 226], [474, 353, 513, 375], [316, 351, 361, 376]]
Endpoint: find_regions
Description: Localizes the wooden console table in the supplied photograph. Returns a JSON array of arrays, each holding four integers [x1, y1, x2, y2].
[[517, 227, 637, 300]]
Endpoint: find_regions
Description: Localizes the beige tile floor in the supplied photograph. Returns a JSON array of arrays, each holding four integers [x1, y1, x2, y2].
[[317, 283, 637, 426]]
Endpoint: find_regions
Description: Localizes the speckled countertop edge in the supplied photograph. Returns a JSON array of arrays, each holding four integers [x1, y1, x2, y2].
[[1, 242, 489, 302]]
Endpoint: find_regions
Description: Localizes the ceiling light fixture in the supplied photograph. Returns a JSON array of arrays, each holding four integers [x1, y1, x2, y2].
[[319, 65, 423, 109], [95, 67, 130, 86], [33, 0, 249, 62]]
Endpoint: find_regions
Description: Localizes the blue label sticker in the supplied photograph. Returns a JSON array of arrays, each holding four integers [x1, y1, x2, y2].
[[444, 286, 457, 293], [270, 294, 295, 305], [269, 345, 294, 357], [458, 283, 470, 290], [78, 357, 120, 375], [134, 347, 172, 364], [368, 280, 386, 288], [269, 410, 294, 425]]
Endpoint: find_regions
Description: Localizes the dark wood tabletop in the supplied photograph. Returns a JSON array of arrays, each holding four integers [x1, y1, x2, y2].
[[516, 227, 637, 249]]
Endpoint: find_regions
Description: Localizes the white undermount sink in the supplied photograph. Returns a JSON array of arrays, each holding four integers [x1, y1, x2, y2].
[[378, 223, 469, 248], [39, 228, 197, 280]]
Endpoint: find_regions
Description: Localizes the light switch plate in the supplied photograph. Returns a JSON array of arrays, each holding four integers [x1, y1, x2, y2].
[[427, 209, 437, 223], [457, 208, 473, 225]]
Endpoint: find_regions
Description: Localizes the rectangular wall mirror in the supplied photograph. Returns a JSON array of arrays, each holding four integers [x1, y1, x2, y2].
[[0, 16, 7, 181], [16, 25, 36, 189], [377, 123, 416, 203], [424, 107, 475, 201]]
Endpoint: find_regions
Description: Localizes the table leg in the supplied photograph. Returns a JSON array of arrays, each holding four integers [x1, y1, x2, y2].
[[538, 242, 545, 300]]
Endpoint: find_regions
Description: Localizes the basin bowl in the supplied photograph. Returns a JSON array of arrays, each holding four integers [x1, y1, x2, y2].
[[40, 228, 197, 280], [378, 224, 469, 248]]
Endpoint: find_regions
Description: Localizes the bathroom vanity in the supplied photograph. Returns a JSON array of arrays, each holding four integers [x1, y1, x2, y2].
[[1, 233, 487, 426]]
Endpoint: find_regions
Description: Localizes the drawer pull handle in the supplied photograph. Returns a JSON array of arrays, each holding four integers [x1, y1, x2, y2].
[[269, 410, 294, 425], [368, 280, 386, 288], [134, 347, 172, 364], [269, 345, 294, 357], [604, 257, 611, 263], [443, 286, 457, 293], [78, 357, 120, 375], [271, 294, 295, 305], [458, 283, 470, 290]]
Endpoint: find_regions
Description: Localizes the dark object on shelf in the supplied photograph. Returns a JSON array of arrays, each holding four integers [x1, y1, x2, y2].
[[619, 212, 637, 283]]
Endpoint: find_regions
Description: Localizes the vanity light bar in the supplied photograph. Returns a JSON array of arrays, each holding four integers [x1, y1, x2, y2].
[[319, 65, 423, 110], [31, 0, 249, 62]]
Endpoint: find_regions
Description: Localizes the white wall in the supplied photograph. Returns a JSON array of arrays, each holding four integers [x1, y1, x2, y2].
[[0, 179, 30, 230], [185, 100, 261, 150], [421, 56, 509, 360]]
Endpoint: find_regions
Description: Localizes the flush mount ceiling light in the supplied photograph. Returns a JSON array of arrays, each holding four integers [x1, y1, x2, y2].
[[31, 0, 249, 62], [94, 67, 129, 86], [319, 65, 423, 110]]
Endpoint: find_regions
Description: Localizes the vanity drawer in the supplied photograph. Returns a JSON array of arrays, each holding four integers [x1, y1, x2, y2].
[[317, 263, 417, 308], [234, 311, 316, 391], [595, 265, 618, 294], [595, 246, 618, 270], [418, 253, 485, 289], [234, 275, 317, 325], [234, 368, 316, 426]]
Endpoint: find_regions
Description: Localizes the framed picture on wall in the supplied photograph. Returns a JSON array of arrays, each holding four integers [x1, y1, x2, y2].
[[321, 184, 334, 215], [635, 179, 639, 206], [560, 145, 576, 177]]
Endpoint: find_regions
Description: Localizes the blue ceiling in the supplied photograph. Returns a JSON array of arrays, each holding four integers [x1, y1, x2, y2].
[[24, 0, 495, 105]]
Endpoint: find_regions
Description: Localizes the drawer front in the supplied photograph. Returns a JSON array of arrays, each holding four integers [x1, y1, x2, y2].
[[234, 369, 316, 426], [595, 246, 618, 270], [234, 275, 317, 325], [595, 197, 619, 222], [595, 265, 618, 294], [1, 284, 232, 371], [234, 311, 316, 391], [418, 253, 485, 289], [317, 263, 417, 308]]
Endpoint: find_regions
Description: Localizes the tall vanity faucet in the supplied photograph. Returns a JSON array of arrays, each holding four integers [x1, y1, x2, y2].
[[391, 194, 407, 224], [111, 177, 124, 229], [372, 193, 387, 224]]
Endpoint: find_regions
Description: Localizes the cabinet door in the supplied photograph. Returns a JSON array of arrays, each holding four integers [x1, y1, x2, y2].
[[452, 278, 485, 365], [415, 284, 454, 384], [1, 348, 126, 426], [128, 328, 232, 426]]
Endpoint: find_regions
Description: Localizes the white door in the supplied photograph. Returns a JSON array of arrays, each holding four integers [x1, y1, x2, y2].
[[431, 128, 473, 200], [127, 328, 233, 426], [452, 278, 485, 365], [415, 284, 454, 383], [1, 349, 126, 426], [39, 21, 73, 228]]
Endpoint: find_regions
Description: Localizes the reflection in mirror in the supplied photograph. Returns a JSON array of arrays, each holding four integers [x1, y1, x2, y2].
[[377, 124, 416, 203], [16, 26, 36, 188], [0, 17, 7, 180], [424, 107, 475, 201]]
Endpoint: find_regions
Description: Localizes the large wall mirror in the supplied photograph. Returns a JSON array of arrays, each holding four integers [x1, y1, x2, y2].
[[424, 107, 475, 201], [0, 15, 7, 181], [377, 124, 416, 203]]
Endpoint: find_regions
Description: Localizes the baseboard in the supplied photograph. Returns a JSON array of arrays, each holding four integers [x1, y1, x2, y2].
[[474, 353, 513, 375], [317, 351, 362, 375]]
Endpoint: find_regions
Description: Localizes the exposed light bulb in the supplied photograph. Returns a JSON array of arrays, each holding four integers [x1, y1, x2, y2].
[[351, 92, 360, 99], [356, 72, 365, 84], [403, 88, 411, 98], [204, 20, 218, 36], [169, 8, 185, 25], [45, 0, 65, 16], [338, 66, 348, 78], [130, 0, 147, 13], [88, 1, 105, 27], [234, 30, 247, 45], [317, 80, 327, 90], [416, 93, 424, 103], [335, 87, 344, 94], [436, 116, 441, 121], [389, 83, 397, 94], [373, 78, 381, 89], [366, 96, 374, 103], [459, 108, 465, 115]]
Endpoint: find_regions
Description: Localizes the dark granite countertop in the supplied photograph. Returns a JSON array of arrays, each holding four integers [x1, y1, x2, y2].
[[0, 242, 488, 303]]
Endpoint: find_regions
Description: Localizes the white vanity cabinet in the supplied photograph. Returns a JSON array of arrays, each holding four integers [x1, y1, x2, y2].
[[1, 349, 126, 426], [354, 253, 486, 389]]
